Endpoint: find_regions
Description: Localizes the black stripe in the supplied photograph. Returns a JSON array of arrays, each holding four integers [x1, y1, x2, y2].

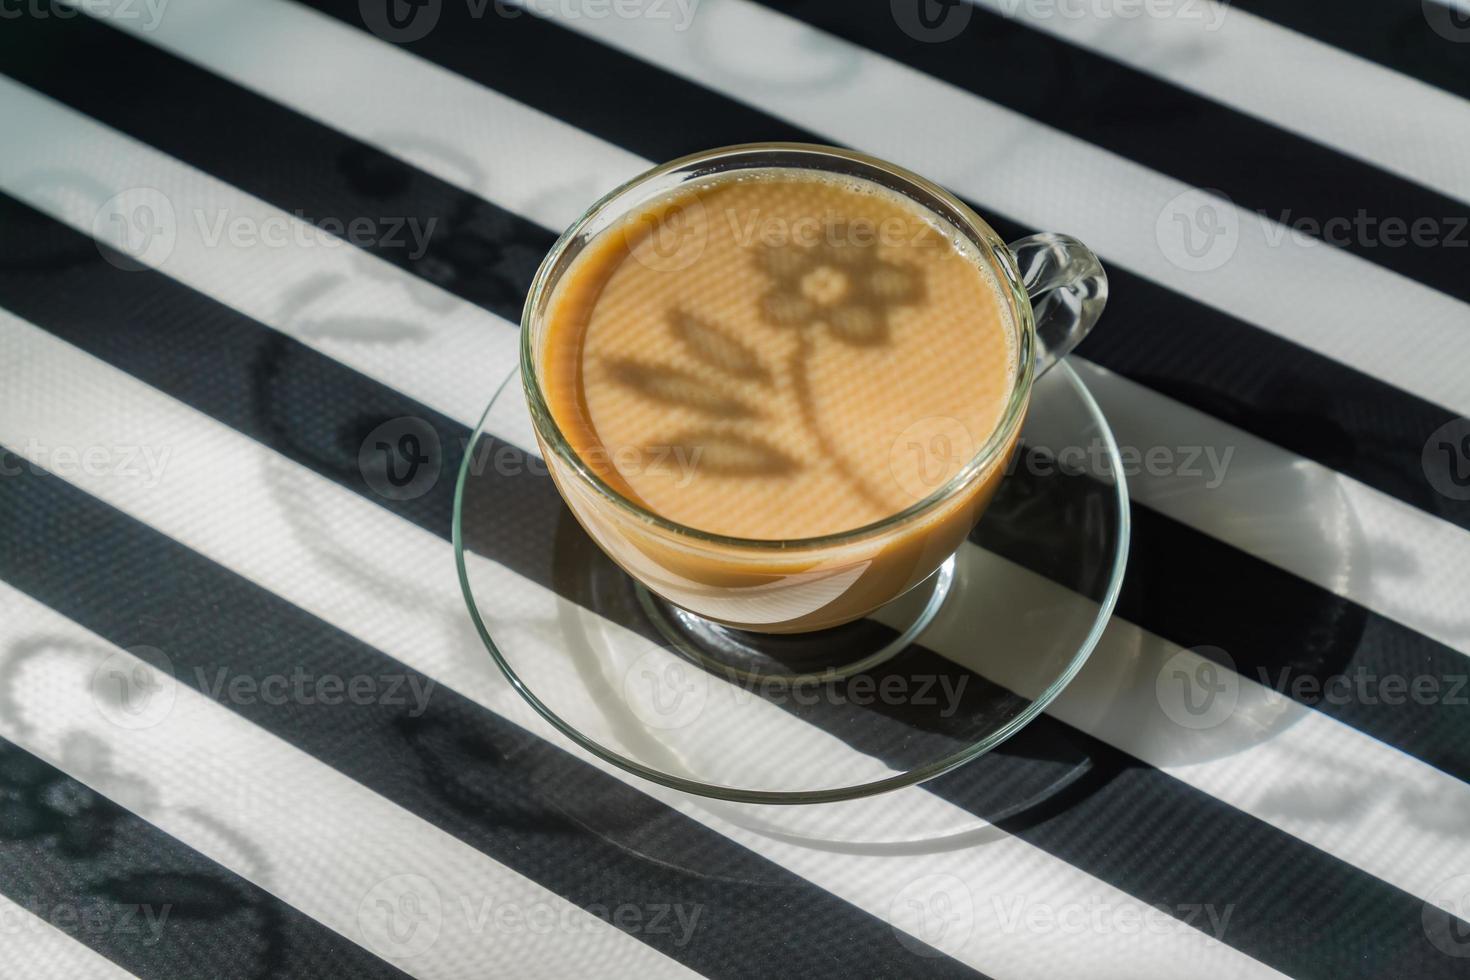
[[0, 10, 548, 326], [2, 7, 1464, 787], [5, 7, 1466, 780], [270, 0, 1469, 536], [219, 0, 1470, 784], [2, 13, 1458, 963], [300, 0, 1470, 303], [0, 475, 978, 978], [1230, 0, 1470, 104], [0, 735, 408, 979], [10, 6, 1466, 536], [0, 194, 1461, 980], [0, 217, 980, 977], [1117, 505, 1470, 782], [750, 0, 1470, 303]]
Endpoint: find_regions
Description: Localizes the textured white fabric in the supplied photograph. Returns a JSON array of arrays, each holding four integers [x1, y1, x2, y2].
[[2, 1, 1468, 977]]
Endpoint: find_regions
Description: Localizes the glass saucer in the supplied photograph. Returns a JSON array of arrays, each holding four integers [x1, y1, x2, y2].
[[453, 360, 1129, 803]]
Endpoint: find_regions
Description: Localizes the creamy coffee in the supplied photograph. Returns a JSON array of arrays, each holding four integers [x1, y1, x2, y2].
[[541, 170, 1016, 541]]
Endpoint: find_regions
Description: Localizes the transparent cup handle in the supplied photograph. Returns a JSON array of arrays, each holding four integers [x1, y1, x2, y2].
[[1007, 233, 1108, 376]]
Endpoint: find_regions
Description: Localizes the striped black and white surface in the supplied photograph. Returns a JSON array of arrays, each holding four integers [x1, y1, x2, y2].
[[3, 1, 1470, 977]]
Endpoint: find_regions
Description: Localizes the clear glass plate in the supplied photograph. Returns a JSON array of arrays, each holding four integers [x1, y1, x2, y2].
[[454, 360, 1129, 803]]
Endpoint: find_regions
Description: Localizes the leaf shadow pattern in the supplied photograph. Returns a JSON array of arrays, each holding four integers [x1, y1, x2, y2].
[[0, 731, 289, 978], [603, 357, 761, 420], [660, 428, 797, 477], [596, 223, 926, 506], [601, 312, 799, 481], [670, 310, 774, 386]]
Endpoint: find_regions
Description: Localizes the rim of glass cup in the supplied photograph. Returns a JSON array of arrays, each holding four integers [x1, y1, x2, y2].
[[453, 360, 1130, 804], [519, 142, 1039, 553]]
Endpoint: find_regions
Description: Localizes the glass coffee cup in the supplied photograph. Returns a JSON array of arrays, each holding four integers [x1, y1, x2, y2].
[[522, 143, 1106, 636]]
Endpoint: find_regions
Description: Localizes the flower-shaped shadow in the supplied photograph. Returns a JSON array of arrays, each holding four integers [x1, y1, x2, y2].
[[600, 311, 799, 478], [757, 222, 923, 346]]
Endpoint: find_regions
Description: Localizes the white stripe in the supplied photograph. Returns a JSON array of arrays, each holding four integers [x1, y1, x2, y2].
[[0, 77, 510, 431], [12, 20, 1467, 657], [0, 318, 1281, 978], [516, 0, 1470, 419], [968, 0, 1470, 206], [1073, 360, 1470, 656], [70, 0, 1470, 419], [0, 896, 138, 980], [0, 589, 698, 980], [1, 55, 1465, 905], [0, 60, 1459, 962], [892, 544, 1470, 909], [62, 0, 647, 234], [10, 314, 1456, 917], [0, 533, 691, 977]]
